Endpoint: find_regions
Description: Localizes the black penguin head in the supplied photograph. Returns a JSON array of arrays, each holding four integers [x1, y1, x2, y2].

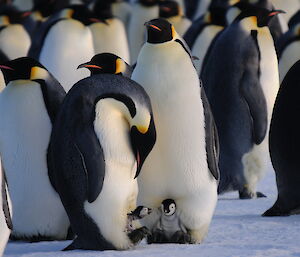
[[33, 0, 69, 18], [0, 57, 49, 85], [161, 199, 176, 216], [159, 1, 181, 18], [93, 0, 113, 20], [145, 18, 176, 44], [130, 206, 152, 219], [139, 0, 159, 7], [256, 9, 285, 27], [77, 53, 129, 76], [206, 0, 230, 26]]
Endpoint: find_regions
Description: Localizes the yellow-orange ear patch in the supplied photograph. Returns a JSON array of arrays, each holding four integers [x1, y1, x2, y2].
[[171, 25, 178, 39], [115, 58, 126, 74], [30, 66, 48, 81]]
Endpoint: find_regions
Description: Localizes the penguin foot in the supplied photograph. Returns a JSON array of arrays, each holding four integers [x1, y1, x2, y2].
[[147, 229, 168, 244], [239, 189, 266, 199], [170, 231, 192, 244], [128, 226, 150, 245]]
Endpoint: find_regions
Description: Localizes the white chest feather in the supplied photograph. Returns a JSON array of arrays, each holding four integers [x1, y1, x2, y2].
[[89, 19, 130, 63], [0, 25, 31, 60], [279, 40, 300, 83], [112, 2, 131, 27], [132, 41, 217, 239], [84, 99, 137, 249], [193, 0, 210, 19], [0, 81, 69, 238], [192, 24, 223, 74], [40, 19, 94, 91], [128, 4, 159, 64], [0, 159, 11, 256]]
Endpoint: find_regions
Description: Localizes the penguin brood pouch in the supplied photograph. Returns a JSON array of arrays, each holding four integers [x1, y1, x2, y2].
[[48, 74, 156, 250]]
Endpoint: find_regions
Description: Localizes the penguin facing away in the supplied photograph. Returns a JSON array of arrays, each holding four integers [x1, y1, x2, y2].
[[263, 60, 300, 217], [77, 53, 133, 78], [48, 74, 156, 250], [0, 160, 12, 256], [202, 7, 282, 198], [0, 57, 69, 241], [132, 19, 219, 244]]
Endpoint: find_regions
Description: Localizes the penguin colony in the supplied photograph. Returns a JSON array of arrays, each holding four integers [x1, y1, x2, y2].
[[0, 0, 299, 254]]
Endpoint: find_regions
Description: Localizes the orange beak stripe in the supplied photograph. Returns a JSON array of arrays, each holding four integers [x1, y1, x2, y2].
[[83, 64, 102, 69], [0, 65, 14, 70], [149, 24, 162, 31], [268, 11, 280, 16]]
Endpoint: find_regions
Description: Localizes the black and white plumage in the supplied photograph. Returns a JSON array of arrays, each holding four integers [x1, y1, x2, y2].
[[0, 57, 69, 241], [48, 74, 156, 250], [202, 7, 281, 198], [263, 60, 300, 216]]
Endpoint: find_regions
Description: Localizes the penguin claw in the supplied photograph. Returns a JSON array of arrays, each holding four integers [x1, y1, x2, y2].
[[256, 192, 267, 198], [239, 189, 266, 199]]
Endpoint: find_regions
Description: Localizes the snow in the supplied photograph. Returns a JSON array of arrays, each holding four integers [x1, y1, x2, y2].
[[4, 168, 300, 257]]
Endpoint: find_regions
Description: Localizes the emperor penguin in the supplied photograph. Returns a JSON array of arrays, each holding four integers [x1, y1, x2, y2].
[[36, 5, 95, 91], [263, 60, 300, 217], [271, 0, 300, 24], [159, 0, 191, 37], [131, 19, 219, 244], [127, 0, 160, 64], [48, 74, 156, 250], [202, 7, 282, 198], [184, 0, 229, 74], [77, 53, 133, 78], [0, 160, 12, 256], [277, 24, 300, 83], [91, 0, 130, 63], [0, 57, 70, 241]]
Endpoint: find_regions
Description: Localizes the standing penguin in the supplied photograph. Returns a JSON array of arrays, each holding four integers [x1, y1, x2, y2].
[[91, 0, 130, 63], [132, 19, 219, 244], [0, 161, 12, 256], [202, 7, 282, 198], [111, 0, 131, 28], [35, 5, 95, 91], [77, 53, 133, 78], [127, 0, 160, 64], [159, 1, 191, 37], [263, 60, 300, 216], [48, 74, 156, 250], [0, 57, 70, 241]]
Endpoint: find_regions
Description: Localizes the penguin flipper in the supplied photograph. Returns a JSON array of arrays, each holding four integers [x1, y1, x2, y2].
[[200, 84, 220, 181], [1, 163, 12, 230], [73, 127, 105, 204], [240, 71, 268, 145]]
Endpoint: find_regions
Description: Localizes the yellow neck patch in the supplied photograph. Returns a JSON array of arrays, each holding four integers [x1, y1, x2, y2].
[[30, 66, 49, 81], [115, 58, 126, 74]]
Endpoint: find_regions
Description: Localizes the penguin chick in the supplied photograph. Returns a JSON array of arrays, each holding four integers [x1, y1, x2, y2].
[[77, 53, 132, 78]]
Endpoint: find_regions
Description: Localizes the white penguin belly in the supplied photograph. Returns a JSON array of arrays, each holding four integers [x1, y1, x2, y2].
[[84, 99, 138, 250], [89, 19, 130, 63], [279, 40, 300, 83], [0, 25, 31, 60], [39, 19, 94, 91], [0, 159, 11, 256], [0, 81, 70, 239], [132, 42, 217, 242], [192, 25, 223, 74]]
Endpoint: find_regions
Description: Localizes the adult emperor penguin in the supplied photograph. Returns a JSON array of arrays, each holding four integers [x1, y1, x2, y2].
[[184, 0, 229, 74], [127, 0, 160, 64], [48, 74, 156, 250], [33, 5, 94, 91], [159, 0, 191, 37], [277, 24, 300, 83], [0, 57, 70, 241], [202, 7, 282, 198], [0, 161, 12, 256], [111, 0, 131, 28], [263, 60, 300, 216], [77, 53, 133, 78], [91, 0, 130, 63], [131, 19, 219, 243]]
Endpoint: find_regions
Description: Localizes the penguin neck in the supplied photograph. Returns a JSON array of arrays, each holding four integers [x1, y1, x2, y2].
[[93, 98, 135, 166]]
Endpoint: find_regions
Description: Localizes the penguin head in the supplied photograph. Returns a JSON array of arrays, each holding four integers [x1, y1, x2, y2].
[[139, 0, 159, 7], [206, 0, 230, 26], [159, 1, 181, 18], [0, 57, 49, 85], [256, 9, 285, 27], [93, 0, 113, 20], [161, 199, 176, 216], [145, 18, 177, 44], [77, 53, 129, 76], [130, 206, 152, 219]]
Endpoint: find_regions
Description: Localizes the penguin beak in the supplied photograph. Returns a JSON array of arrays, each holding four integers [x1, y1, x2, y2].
[[130, 115, 156, 179], [0, 65, 14, 71], [144, 21, 162, 32], [77, 63, 102, 70], [268, 10, 285, 16]]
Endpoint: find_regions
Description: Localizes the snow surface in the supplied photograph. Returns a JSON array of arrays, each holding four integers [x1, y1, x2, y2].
[[4, 167, 300, 257]]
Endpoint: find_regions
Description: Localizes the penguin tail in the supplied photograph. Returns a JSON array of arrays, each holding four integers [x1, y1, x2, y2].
[[62, 238, 82, 251]]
